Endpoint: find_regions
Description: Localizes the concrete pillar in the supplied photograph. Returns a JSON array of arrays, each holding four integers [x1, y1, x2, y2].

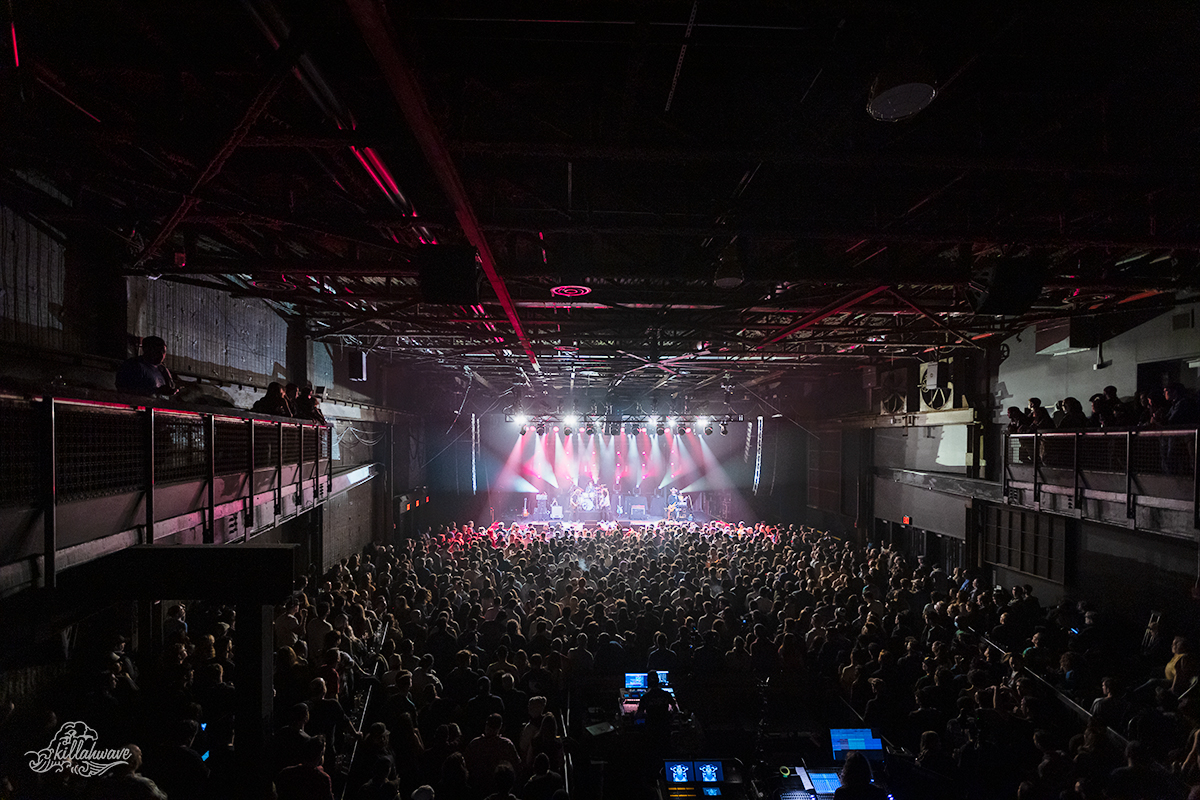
[[233, 603, 274, 799]]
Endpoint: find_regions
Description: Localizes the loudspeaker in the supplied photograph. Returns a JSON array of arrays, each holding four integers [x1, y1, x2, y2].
[[630, 504, 647, 520], [349, 351, 367, 382], [418, 245, 480, 304], [923, 362, 948, 390], [970, 256, 1045, 315]]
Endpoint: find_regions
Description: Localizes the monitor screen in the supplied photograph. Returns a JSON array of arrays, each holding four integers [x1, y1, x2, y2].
[[703, 789, 721, 796], [656, 669, 671, 685], [625, 672, 648, 689], [808, 772, 841, 793], [694, 761, 724, 783], [830, 728, 883, 759], [666, 762, 694, 783]]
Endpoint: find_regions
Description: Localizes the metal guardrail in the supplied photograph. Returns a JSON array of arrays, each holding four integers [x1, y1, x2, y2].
[[1004, 429, 1200, 528], [338, 621, 390, 800], [0, 392, 332, 588], [978, 633, 1129, 750]]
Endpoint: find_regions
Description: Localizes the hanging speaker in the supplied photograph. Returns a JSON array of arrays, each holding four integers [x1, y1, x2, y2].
[[969, 255, 1046, 316], [349, 350, 367, 382], [418, 245, 480, 304]]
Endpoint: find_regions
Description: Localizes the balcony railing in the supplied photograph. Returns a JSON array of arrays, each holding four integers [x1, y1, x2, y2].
[[0, 390, 334, 589], [1004, 428, 1200, 531]]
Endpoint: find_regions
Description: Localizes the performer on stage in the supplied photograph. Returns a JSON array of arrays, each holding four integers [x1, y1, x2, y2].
[[667, 488, 681, 521], [599, 486, 612, 521]]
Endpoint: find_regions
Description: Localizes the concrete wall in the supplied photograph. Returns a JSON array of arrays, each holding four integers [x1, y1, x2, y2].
[[873, 477, 967, 538], [875, 425, 970, 474], [995, 300, 1200, 422], [1073, 520, 1197, 620], [323, 479, 385, 567]]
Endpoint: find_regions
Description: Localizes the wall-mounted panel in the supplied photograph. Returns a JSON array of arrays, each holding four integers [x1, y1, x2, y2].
[[874, 478, 966, 538], [981, 504, 1067, 584]]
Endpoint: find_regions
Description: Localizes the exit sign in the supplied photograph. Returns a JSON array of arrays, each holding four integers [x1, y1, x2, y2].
[[902, 515, 912, 525]]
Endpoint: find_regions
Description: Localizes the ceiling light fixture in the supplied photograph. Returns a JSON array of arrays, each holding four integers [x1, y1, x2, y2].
[[867, 61, 937, 122], [551, 285, 591, 297]]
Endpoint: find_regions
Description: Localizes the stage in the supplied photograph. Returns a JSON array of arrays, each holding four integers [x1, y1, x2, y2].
[[487, 509, 712, 529]]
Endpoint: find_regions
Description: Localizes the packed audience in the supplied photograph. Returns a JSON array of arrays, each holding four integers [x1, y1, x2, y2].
[[4, 519, 1200, 800], [1005, 384, 1200, 434]]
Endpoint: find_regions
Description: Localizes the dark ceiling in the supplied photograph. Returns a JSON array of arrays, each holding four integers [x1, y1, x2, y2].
[[3, 1, 1199, 409]]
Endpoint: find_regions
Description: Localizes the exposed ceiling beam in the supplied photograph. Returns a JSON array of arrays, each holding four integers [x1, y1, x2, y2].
[[344, 0, 539, 371], [449, 140, 1194, 177], [755, 286, 891, 349]]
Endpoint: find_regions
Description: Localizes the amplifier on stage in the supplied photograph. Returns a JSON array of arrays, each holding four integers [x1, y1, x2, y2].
[[630, 504, 647, 520]]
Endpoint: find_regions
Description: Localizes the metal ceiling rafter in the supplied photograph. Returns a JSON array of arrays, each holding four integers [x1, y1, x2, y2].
[[344, 0, 539, 371], [754, 285, 891, 350]]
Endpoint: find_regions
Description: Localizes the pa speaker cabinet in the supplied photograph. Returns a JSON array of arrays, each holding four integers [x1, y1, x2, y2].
[[349, 350, 367, 382], [970, 255, 1046, 316], [418, 245, 480, 304]]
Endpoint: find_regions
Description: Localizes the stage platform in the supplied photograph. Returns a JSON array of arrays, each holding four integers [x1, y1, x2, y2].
[[492, 511, 710, 529]]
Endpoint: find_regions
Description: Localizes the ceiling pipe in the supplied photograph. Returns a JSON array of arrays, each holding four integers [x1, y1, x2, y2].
[[345, 0, 539, 370]]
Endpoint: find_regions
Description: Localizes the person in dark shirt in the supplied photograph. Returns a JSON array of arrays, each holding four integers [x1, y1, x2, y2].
[[833, 752, 887, 800], [275, 735, 334, 800], [252, 382, 293, 417], [115, 336, 178, 398], [637, 669, 677, 731]]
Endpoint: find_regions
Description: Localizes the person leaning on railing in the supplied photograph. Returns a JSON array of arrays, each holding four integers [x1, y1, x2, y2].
[[115, 335, 179, 398]]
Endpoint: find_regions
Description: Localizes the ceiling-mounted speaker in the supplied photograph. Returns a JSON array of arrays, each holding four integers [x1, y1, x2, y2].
[[349, 350, 367, 382], [418, 245, 480, 304], [969, 255, 1046, 316]]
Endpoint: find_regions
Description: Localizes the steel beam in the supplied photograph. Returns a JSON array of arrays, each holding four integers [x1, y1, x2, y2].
[[755, 285, 890, 349], [345, 0, 539, 370]]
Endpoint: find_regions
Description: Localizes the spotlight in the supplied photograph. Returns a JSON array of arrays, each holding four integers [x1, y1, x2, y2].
[[585, 422, 595, 436], [704, 425, 713, 435], [564, 426, 573, 436], [520, 425, 528, 436], [656, 424, 665, 436], [514, 413, 528, 425], [564, 414, 579, 426], [536, 422, 546, 436], [675, 424, 685, 435], [720, 421, 729, 435]]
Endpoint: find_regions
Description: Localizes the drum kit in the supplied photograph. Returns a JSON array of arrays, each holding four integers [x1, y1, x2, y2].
[[571, 486, 609, 515]]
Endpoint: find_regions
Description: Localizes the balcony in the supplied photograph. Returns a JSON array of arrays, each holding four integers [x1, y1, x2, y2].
[[0, 389, 382, 597], [1004, 429, 1199, 536]]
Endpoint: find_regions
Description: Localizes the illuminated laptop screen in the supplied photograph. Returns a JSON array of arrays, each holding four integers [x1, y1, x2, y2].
[[830, 728, 883, 760], [807, 772, 841, 794]]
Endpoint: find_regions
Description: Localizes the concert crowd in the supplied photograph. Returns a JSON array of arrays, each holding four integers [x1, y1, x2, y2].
[[5, 518, 1200, 800]]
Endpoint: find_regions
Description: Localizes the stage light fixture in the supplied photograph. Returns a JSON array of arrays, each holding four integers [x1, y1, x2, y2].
[[564, 413, 579, 426], [564, 426, 573, 436], [514, 413, 528, 425], [585, 422, 595, 435], [697, 416, 711, 427], [648, 415, 659, 426], [676, 424, 685, 435], [704, 425, 713, 435], [720, 421, 729, 435], [656, 424, 665, 436], [536, 422, 546, 436], [520, 424, 528, 436]]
